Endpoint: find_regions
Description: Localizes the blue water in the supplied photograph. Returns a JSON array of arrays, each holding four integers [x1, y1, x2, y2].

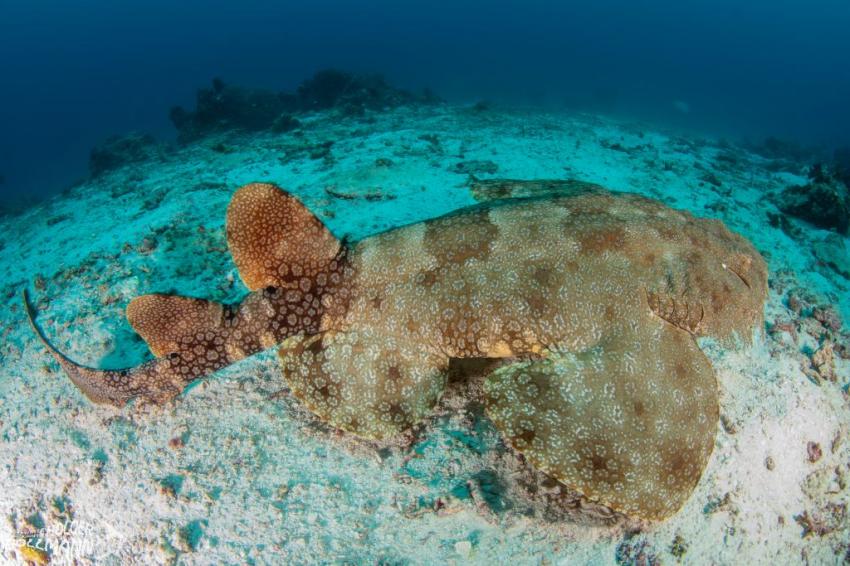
[[1, 0, 849, 202]]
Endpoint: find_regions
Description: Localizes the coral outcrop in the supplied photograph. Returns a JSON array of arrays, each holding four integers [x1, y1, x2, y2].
[[779, 163, 850, 234], [169, 78, 298, 143], [296, 69, 434, 112]]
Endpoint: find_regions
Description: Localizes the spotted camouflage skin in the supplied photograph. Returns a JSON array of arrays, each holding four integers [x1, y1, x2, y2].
[[28, 182, 767, 520]]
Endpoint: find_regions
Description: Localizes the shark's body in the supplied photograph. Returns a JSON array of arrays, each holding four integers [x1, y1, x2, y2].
[[28, 182, 767, 520]]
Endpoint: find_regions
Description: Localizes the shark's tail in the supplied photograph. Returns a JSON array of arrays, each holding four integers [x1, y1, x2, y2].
[[23, 289, 140, 406]]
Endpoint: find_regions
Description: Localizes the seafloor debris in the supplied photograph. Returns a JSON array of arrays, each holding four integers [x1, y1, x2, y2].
[[30, 181, 767, 522], [323, 185, 394, 201], [669, 534, 688, 560], [794, 505, 847, 538], [767, 274, 849, 375], [807, 441, 823, 463], [615, 532, 659, 566], [17, 544, 49, 565], [808, 342, 836, 383]]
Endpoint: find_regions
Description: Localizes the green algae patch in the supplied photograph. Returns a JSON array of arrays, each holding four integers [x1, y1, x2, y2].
[[91, 447, 109, 464], [159, 474, 185, 497], [68, 429, 90, 450], [179, 519, 208, 552]]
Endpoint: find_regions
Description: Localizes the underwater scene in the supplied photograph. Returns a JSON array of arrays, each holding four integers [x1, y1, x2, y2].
[[1, 1, 849, 564]]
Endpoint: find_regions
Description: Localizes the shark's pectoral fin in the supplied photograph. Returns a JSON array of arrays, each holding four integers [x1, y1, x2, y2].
[[225, 183, 342, 291], [279, 330, 449, 440], [483, 319, 718, 520], [127, 294, 229, 357]]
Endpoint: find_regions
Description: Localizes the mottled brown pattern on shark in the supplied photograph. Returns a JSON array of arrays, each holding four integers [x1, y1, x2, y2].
[[26, 181, 768, 521]]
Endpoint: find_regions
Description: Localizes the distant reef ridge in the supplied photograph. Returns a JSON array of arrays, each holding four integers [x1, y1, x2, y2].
[[86, 69, 440, 178], [169, 69, 442, 143]]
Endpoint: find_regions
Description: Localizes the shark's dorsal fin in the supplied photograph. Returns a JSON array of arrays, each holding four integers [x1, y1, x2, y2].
[[126, 294, 228, 357], [225, 183, 341, 291]]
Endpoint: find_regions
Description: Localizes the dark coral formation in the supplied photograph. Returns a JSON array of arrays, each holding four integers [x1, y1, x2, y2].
[[296, 69, 435, 112], [834, 147, 850, 188], [89, 132, 168, 177], [779, 163, 850, 234], [170, 70, 439, 142], [169, 79, 298, 142]]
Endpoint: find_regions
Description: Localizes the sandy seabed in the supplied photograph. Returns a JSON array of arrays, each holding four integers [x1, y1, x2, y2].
[[0, 104, 848, 565]]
